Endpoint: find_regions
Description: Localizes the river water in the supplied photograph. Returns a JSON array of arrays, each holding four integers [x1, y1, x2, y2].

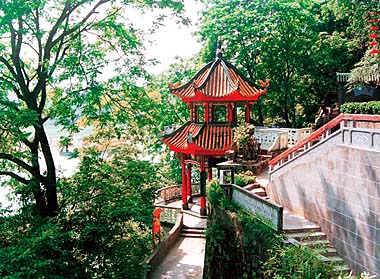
[[0, 122, 92, 210]]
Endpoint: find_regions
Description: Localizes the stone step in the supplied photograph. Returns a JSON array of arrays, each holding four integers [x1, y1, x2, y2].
[[244, 183, 261, 191], [300, 239, 331, 248], [333, 264, 351, 273], [180, 232, 206, 238], [181, 227, 206, 238], [283, 226, 321, 234], [250, 188, 267, 197], [286, 231, 326, 242], [315, 247, 338, 257], [320, 255, 345, 264], [182, 228, 206, 234]]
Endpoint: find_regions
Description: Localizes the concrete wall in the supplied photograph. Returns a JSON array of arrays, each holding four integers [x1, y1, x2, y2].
[[268, 131, 380, 276], [145, 214, 183, 278]]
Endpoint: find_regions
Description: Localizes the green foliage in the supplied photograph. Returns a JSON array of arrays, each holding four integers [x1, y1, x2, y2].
[[199, 0, 367, 127], [206, 178, 236, 210], [340, 101, 380, 114], [0, 150, 158, 278], [349, 55, 380, 86], [233, 123, 252, 148], [262, 244, 335, 279], [0, 0, 186, 216], [205, 180, 336, 279], [235, 172, 256, 187]]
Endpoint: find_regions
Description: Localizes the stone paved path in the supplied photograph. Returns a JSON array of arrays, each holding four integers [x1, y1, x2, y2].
[[151, 198, 207, 279], [150, 236, 206, 279]]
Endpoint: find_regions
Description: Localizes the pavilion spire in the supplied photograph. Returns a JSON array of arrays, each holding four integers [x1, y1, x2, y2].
[[216, 36, 222, 59]]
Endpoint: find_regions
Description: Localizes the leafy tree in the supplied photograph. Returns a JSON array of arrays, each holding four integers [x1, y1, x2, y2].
[[0, 0, 184, 216], [198, 0, 368, 127], [0, 149, 158, 278], [145, 58, 199, 183]]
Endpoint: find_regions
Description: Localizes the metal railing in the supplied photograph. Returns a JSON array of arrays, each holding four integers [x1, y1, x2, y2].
[[269, 114, 380, 172]]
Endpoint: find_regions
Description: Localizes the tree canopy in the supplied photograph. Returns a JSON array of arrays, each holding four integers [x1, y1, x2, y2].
[[0, 0, 184, 216], [198, 0, 371, 127]]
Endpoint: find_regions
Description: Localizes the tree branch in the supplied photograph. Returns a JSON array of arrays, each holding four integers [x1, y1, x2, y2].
[[0, 57, 18, 81], [0, 171, 29, 184], [0, 152, 45, 183]]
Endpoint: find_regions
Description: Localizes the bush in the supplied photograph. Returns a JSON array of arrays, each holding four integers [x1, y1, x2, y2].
[[262, 244, 335, 279], [235, 171, 256, 187], [340, 101, 380, 114], [205, 180, 337, 279], [0, 151, 157, 279]]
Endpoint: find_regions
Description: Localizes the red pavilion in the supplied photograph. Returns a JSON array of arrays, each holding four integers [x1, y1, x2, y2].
[[162, 43, 268, 216]]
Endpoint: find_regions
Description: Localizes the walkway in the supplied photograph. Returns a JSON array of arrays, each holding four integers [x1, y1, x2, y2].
[[151, 198, 207, 279]]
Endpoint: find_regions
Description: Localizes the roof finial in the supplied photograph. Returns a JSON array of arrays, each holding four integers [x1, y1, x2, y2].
[[216, 36, 222, 59]]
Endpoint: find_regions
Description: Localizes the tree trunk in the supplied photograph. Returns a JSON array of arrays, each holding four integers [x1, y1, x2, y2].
[[256, 99, 264, 126], [283, 90, 291, 127], [37, 124, 58, 216], [31, 121, 58, 216]]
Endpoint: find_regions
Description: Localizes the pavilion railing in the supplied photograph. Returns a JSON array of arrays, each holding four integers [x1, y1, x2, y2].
[[156, 184, 201, 204], [255, 127, 312, 152], [269, 114, 380, 172], [154, 204, 181, 224], [156, 185, 181, 204]]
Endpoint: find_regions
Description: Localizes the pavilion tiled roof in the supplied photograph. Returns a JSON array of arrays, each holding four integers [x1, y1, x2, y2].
[[162, 122, 233, 155], [169, 57, 266, 101]]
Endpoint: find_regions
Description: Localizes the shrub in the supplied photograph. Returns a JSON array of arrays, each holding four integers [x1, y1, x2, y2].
[[0, 151, 157, 279], [206, 180, 337, 279], [340, 101, 380, 115], [262, 244, 335, 279], [235, 171, 256, 187]]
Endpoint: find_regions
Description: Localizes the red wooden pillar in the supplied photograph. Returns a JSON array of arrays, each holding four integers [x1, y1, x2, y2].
[[200, 158, 207, 216], [181, 158, 189, 210], [189, 103, 194, 122], [186, 164, 192, 203], [228, 103, 234, 123], [245, 102, 251, 123], [208, 167, 212, 182]]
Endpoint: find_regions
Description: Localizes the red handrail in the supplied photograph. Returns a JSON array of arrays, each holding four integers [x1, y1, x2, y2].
[[269, 114, 380, 167]]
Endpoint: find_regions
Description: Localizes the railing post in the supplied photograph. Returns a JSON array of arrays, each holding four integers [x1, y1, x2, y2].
[[340, 120, 345, 129], [326, 128, 331, 137]]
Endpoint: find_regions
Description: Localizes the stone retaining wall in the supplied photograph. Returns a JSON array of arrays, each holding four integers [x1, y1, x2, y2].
[[269, 136, 380, 276]]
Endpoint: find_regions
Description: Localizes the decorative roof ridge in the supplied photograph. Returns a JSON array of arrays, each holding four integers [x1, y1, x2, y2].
[[223, 60, 267, 90], [194, 58, 239, 91], [189, 122, 205, 139], [169, 61, 214, 94], [161, 121, 190, 139]]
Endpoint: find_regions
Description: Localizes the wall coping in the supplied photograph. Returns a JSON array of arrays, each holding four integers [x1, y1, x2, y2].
[[144, 213, 183, 278]]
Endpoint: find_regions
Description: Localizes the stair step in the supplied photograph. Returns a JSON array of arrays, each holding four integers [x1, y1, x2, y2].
[[180, 233, 205, 238], [251, 188, 267, 197], [315, 247, 338, 257], [300, 240, 331, 248], [333, 264, 351, 273], [283, 226, 321, 234], [182, 226, 206, 230], [244, 183, 261, 191], [182, 228, 206, 234], [320, 255, 345, 264], [286, 231, 326, 242]]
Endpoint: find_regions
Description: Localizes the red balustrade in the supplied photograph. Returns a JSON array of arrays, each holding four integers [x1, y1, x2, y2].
[[269, 114, 380, 170]]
